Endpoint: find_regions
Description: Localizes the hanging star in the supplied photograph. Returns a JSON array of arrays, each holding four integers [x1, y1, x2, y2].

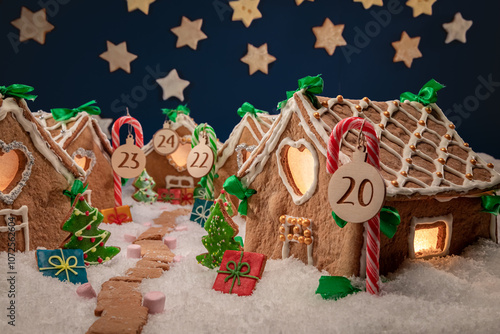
[[11, 7, 54, 44], [99, 41, 138, 73], [406, 0, 436, 18], [442, 12, 472, 44], [353, 0, 383, 9], [229, 0, 262, 28], [391, 31, 422, 68], [312, 18, 347, 56], [240, 43, 276, 75], [93, 115, 113, 139], [295, 0, 314, 5], [171, 16, 208, 50], [126, 0, 156, 15], [156, 69, 190, 101]]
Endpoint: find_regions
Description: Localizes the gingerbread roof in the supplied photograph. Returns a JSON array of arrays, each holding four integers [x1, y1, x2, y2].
[[0, 97, 84, 182], [238, 91, 500, 199], [216, 113, 275, 170]]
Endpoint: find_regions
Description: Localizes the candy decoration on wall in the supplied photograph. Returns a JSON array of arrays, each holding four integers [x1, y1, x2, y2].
[[111, 115, 144, 206], [326, 117, 384, 295], [189, 124, 217, 200]]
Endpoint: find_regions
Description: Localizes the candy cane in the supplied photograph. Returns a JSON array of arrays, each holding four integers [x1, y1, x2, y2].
[[191, 124, 217, 201], [327, 117, 381, 295], [112, 116, 144, 207]]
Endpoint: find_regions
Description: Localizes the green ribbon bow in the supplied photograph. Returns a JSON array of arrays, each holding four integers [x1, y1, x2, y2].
[[315, 276, 361, 301], [63, 180, 88, 202], [237, 102, 268, 118], [223, 175, 256, 216], [399, 79, 445, 106], [277, 74, 324, 110], [217, 251, 260, 294], [0, 84, 37, 101], [481, 195, 500, 215], [331, 206, 400, 239], [162, 105, 190, 122], [51, 100, 101, 122]]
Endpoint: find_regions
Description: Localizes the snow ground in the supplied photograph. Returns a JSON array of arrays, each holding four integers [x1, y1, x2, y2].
[[1, 169, 500, 334]]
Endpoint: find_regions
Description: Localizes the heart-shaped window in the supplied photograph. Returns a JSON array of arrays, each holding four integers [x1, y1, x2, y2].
[[72, 149, 96, 181], [167, 138, 191, 172], [0, 140, 34, 205]]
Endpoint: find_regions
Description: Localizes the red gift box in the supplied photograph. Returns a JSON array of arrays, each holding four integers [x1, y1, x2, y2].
[[213, 250, 267, 296], [179, 188, 194, 205], [158, 188, 181, 204]]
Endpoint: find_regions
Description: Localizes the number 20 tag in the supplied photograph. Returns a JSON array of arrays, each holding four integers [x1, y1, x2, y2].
[[111, 134, 146, 179], [187, 136, 214, 178], [328, 150, 386, 223]]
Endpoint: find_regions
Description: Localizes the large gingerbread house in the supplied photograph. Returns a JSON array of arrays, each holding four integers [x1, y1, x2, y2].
[[143, 113, 199, 190], [33, 110, 115, 210], [237, 90, 500, 277], [0, 97, 84, 252]]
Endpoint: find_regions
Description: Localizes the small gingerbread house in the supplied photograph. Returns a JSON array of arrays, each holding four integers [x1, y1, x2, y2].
[[237, 90, 500, 277], [214, 112, 275, 201], [33, 110, 115, 210], [0, 97, 84, 252], [143, 113, 199, 190]]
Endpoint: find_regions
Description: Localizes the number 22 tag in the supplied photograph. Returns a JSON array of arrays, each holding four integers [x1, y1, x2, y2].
[[111, 134, 146, 178], [328, 149, 386, 223], [187, 134, 214, 178]]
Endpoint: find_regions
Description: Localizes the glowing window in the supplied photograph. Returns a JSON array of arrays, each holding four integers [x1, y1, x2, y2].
[[168, 142, 191, 171], [410, 215, 452, 260], [0, 151, 20, 192], [74, 155, 91, 171]]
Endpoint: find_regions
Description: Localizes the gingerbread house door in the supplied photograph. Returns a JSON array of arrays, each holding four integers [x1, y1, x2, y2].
[[0, 206, 29, 252], [278, 215, 314, 265]]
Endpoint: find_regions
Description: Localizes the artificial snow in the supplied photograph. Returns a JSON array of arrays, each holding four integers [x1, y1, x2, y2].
[[1, 169, 500, 333]]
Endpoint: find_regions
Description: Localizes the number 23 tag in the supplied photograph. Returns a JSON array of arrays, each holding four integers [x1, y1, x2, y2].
[[187, 135, 214, 178], [111, 134, 146, 179], [328, 149, 386, 223]]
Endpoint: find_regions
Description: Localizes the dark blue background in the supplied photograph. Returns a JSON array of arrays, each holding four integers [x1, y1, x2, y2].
[[1, 0, 500, 156]]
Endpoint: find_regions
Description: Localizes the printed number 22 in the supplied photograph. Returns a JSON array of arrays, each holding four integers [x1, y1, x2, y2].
[[190, 152, 209, 168], [337, 177, 374, 207], [118, 152, 140, 169]]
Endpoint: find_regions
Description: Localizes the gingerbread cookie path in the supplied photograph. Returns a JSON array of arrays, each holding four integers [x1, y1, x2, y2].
[[87, 208, 189, 334]]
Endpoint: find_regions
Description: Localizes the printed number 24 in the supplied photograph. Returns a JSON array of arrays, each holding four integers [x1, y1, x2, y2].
[[158, 135, 175, 148]]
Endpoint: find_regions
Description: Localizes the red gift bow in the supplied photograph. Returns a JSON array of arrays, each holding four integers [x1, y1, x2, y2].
[[180, 190, 194, 205], [108, 206, 129, 225]]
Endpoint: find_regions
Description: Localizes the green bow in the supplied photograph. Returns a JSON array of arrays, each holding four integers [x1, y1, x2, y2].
[[51, 100, 101, 122], [162, 105, 190, 122], [217, 251, 260, 294], [223, 175, 256, 216], [315, 276, 361, 301], [481, 195, 500, 215], [237, 102, 268, 118], [277, 74, 324, 110], [400, 79, 445, 106], [63, 180, 88, 202], [331, 206, 400, 239], [0, 84, 37, 101]]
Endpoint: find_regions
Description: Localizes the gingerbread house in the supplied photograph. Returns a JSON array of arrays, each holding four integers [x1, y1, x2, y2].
[[143, 113, 199, 190], [237, 90, 500, 277], [0, 97, 84, 252], [33, 110, 115, 210], [214, 112, 275, 201]]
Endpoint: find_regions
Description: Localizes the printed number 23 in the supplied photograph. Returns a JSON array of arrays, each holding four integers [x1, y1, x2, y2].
[[118, 152, 140, 169], [337, 177, 374, 207], [190, 152, 209, 169]]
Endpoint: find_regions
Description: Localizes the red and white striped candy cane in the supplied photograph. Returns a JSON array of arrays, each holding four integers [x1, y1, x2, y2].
[[112, 116, 144, 207], [327, 117, 381, 295]]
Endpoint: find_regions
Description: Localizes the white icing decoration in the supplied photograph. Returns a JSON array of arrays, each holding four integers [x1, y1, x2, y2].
[[165, 175, 194, 189], [235, 144, 256, 169], [0, 206, 29, 251], [408, 214, 453, 259], [72, 148, 96, 182], [143, 114, 197, 156], [0, 140, 34, 205], [491, 214, 498, 243], [279, 215, 313, 265]]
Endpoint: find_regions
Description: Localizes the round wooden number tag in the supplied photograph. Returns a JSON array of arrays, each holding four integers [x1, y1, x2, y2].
[[111, 135, 146, 178], [153, 124, 179, 156], [187, 142, 214, 178], [328, 150, 386, 223]]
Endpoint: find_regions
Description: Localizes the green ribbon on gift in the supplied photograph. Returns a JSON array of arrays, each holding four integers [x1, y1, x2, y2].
[[399, 79, 445, 106], [237, 102, 268, 118], [217, 251, 260, 294], [331, 206, 400, 239], [63, 180, 88, 202], [277, 74, 324, 110], [315, 276, 361, 301], [51, 100, 101, 122], [162, 105, 190, 122], [481, 195, 500, 215], [223, 175, 256, 216], [0, 84, 37, 101]]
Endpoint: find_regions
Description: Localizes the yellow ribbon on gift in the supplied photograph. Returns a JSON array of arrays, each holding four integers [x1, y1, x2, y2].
[[39, 249, 86, 282]]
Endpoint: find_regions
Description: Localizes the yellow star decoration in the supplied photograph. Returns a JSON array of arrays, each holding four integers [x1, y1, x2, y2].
[[171, 17, 208, 50], [406, 0, 436, 18], [391, 31, 422, 68], [11, 7, 54, 44], [230, 0, 262, 28], [126, 0, 156, 15], [99, 41, 138, 74], [353, 0, 383, 9], [312, 18, 347, 56], [295, 0, 314, 5], [240, 43, 276, 75]]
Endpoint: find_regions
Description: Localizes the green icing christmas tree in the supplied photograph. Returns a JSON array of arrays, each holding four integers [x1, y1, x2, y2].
[[132, 169, 158, 204], [196, 198, 242, 269], [61, 195, 120, 265], [218, 190, 234, 216]]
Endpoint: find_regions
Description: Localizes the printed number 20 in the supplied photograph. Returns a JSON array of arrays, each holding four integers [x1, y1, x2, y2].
[[337, 177, 374, 207]]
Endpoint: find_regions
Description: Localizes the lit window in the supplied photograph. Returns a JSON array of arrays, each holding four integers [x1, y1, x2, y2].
[[74, 155, 91, 171], [167, 138, 191, 172], [410, 215, 452, 259], [0, 150, 19, 192]]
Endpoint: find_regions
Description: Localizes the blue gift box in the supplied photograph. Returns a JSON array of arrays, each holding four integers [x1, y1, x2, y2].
[[36, 249, 88, 284], [190, 198, 213, 227]]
